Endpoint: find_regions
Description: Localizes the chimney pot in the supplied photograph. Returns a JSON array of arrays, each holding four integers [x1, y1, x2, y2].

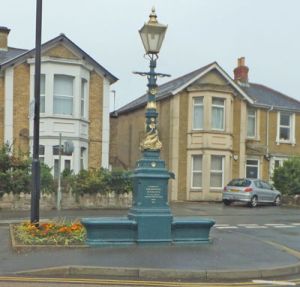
[[0, 26, 10, 51]]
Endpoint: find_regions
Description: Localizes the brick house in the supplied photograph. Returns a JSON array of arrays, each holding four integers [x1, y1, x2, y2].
[[0, 26, 117, 175], [110, 58, 300, 201]]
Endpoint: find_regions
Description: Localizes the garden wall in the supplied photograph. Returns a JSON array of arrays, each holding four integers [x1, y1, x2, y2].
[[0, 192, 132, 210], [282, 195, 300, 207]]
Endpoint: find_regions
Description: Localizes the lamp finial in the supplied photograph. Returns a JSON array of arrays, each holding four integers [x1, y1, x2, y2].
[[148, 7, 158, 24]]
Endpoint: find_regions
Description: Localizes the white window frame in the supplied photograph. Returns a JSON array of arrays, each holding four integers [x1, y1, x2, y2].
[[276, 112, 295, 144], [245, 159, 259, 179], [270, 156, 288, 178], [39, 144, 45, 163], [212, 97, 225, 131], [53, 74, 74, 116], [192, 97, 204, 130], [81, 78, 87, 118], [210, 155, 224, 189], [40, 74, 46, 114], [191, 155, 202, 189], [247, 108, 256, 138]]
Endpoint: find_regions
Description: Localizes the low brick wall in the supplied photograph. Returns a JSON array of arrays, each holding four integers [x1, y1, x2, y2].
[[282, 195, 300, 207], [0, 192, 132, 210]]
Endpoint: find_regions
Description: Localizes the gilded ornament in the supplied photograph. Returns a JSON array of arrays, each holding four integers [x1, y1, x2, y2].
[[146, 101, 157, 109], [140, 130, 162, 151], [150, 88, 157, 95]]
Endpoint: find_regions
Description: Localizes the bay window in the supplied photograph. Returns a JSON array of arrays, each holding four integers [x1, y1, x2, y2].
[[40, 74, 45, 113], [53, 75, 74, 115], [191, 155, 202, 188], [193, 97, 203, 130], [212, 98, 224, 130], [81, 79, 87, 118], [210, 155, 224, 188]]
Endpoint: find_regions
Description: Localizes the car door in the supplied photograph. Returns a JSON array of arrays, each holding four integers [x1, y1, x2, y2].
[[260, 181, 274, 202], [253, 180, 264, 202]]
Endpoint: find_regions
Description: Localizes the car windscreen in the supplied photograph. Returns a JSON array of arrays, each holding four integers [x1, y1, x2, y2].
[[227, 179, 251, 187]]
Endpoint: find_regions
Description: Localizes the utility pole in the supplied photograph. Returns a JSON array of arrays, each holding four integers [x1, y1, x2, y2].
[[30, 0, 42, 224]]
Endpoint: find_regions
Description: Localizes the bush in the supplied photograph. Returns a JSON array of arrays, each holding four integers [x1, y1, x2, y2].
[[70, 168, 132, 196], [109, 169, 132, 194], [40, 163, 55, 194], [272, 157, 300, 195], [0, 144, 56, 195], [0, 144, 31, 194]]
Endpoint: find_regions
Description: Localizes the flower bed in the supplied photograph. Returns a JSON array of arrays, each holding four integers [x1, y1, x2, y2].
[[12, 220, 86, 246]]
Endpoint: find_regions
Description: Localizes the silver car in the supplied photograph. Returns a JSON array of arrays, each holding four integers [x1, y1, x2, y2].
[[222, 178, 281, 207]]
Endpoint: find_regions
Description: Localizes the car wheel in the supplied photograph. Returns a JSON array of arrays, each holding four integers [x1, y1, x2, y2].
[[248, 196, 258, 208], [274, 196, 281, 206], [223, 199, 232, 206]]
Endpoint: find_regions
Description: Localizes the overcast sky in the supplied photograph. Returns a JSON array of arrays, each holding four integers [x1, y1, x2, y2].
[[2, 0, 300, 110]]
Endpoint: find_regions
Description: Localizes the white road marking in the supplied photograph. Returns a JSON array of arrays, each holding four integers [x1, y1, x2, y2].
[[245, 225, 267, 229], [215, 226, 238, 229], [265, 223, 285, 226], [253, 279, 296, 285], [272, 225, 295, 228], [214, 223, 300, 230]]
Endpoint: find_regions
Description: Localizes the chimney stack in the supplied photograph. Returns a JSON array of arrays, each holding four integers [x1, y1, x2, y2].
[[0, 26, 10, 51], [233, 57, 249, 84]]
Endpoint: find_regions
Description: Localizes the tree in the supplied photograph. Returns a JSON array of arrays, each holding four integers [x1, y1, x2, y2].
[[272, 157, 300, 195]]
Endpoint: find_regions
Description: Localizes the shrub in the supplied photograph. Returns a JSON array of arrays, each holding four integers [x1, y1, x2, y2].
[[0, 144, 56, 195], [40, 163, 55, 194], [70, 168, 132, 196], [109, 169, 133, 194], [272, 157, 300, 195]]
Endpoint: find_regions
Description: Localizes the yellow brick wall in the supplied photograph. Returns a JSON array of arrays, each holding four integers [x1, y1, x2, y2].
[[44, 44, 79, 60], [109, 116, 118, 166], [177, 91, 188, 200], [232, 98, 241, 178], [13, 64, 30, 153], [110, 108, 145, 169], [0, 76, 4, 146], [88, 72, 103, 169], [157, 99, 171, 166]]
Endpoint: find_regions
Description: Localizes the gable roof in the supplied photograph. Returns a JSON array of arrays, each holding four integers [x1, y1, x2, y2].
[[0, 47, 28, 64], [242, 83, 300, 111], [0, 34, 118, 84], [116, 62, 253, 115], [115, 61, 300, 115]]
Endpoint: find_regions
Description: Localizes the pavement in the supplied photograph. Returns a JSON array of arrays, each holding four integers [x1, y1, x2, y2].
[[1, 203, 300, 281]]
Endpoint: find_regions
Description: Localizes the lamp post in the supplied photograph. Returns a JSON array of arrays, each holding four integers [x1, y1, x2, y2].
[[128, 8, 174, 243], [134, 7, 170, 152], [31, 0, 42, 224]]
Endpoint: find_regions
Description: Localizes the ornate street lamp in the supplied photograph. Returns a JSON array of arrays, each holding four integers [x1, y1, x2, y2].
[[139, 8, 167, 55], [129, 8, 173, 243], [134, 7, 170, 152]]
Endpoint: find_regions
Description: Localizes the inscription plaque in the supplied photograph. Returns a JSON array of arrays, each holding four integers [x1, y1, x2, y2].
[[145, 185, 163, 204]]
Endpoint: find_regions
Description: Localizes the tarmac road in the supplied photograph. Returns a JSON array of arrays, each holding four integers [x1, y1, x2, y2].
[[1, 202, 300, 282]]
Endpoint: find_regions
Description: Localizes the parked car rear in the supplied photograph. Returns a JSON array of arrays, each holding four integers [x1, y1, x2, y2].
[[222, 178, 281, 207]]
